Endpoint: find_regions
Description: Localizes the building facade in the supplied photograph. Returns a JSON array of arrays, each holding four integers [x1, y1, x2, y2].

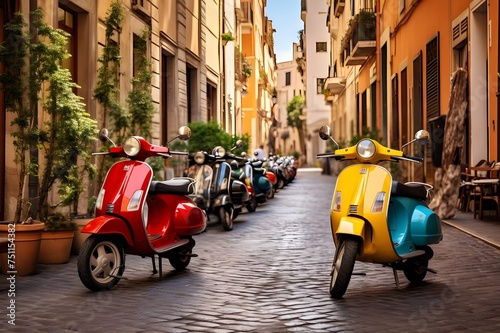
[[301, 0, 331, 166], [325, 0, 500, 181], [0, 0, 276, 220], [275, 42, 305, 157]]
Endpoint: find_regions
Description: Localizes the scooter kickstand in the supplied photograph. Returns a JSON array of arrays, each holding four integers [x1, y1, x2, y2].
[[392, 267, 400, 289], [151, 255, 158, 274]]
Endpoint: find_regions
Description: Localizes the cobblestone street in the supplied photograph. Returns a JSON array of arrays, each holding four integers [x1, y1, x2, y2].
[[2, 170, 500, 332]]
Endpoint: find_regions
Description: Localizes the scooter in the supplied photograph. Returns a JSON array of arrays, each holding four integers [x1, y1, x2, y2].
[[77, 127, 207, 291], [186, 142, 249, 230], [317, 126, 443, 299], [243, 159, 273, 205]]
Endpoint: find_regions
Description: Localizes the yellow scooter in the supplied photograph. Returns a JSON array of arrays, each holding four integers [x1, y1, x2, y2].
[[317, 126, 443, 299]]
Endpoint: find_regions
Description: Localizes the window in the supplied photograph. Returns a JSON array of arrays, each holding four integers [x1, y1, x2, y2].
[[317, 78, 326, 94], [58, 7, 77, 80], [426, 34, 440, 121], [391, 74, 399, 149], [285, 72, 291, 86], [316, 42, 327, 52]]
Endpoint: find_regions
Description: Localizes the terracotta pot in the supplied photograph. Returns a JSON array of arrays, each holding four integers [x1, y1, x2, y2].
[[38, 229, 75, 264], [71, 218, 92, 255], [0, 221, 45, 276]]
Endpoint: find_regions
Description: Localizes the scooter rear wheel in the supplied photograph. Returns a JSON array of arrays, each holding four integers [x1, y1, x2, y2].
[[168, 247, 192, 270], [77, 235, 125, 291], [220, 206, 234, 231], [232, 208, 240, 220], [330, 238, 358, 299], [247, 196, 257, 213], [403, 256, 429, 283]]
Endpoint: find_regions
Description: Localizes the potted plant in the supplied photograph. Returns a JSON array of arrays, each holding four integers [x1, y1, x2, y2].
[[0, 11, 45, 276], [242, 57, 253, 82], [221, 32, 235, 46], [1, 9, 98, 268], [31, 9, 97, 264]]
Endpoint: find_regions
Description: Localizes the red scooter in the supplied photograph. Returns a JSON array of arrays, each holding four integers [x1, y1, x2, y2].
[[77, 126, 207, 291]]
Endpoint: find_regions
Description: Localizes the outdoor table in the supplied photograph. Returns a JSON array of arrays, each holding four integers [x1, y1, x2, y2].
[[471, 178, 500, 220]]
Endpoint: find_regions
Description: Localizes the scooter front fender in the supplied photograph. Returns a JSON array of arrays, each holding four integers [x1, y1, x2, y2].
[[213, 194, 232, 207], [81, 215, 134, 247], [335, 216, 365, 242]]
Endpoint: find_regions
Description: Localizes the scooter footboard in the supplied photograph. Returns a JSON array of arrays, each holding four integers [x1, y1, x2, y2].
[[411, 205, 443, 245]]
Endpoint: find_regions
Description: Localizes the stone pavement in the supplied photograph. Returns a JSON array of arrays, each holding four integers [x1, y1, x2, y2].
[[442, 209, 500, 250], [1, 169, 500, 332]]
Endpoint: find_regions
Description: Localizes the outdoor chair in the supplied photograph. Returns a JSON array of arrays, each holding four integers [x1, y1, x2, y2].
[[471, 162, 500, 221]]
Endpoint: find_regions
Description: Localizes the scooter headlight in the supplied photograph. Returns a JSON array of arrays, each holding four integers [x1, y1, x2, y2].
[[356, 139, 376, 159], [194, 151, 205, 164], [123, 137, 141, 156], [212, 146, 226, 157]]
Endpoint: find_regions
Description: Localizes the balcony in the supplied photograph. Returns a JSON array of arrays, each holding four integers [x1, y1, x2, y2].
[[324, 76, 346, 95], [241, 0, 253, 33], [334, 0, 345, 18], [341, 10, 376, 66]]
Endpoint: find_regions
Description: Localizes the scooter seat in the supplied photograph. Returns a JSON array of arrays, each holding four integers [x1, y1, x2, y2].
[[391, 181, 427, 201], [149, 178, 195, 195]]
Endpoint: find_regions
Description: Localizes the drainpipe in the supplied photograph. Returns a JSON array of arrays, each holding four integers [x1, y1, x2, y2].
[[497, 1, 500, 160]]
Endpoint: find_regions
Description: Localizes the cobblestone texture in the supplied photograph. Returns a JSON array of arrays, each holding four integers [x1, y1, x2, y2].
[[1, 170, 500, 332]]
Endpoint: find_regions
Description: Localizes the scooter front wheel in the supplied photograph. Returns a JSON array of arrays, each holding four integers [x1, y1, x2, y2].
[[220, 206, 234, 231], [77, 235, 125, 291], [330, 238, 358, 299]]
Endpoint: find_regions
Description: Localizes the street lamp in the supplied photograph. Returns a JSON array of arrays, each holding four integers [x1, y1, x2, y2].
[[272, 94, 277, 105]]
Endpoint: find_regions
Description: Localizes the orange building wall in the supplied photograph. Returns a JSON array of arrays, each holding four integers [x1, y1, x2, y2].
[[386, 0, 467, 123]]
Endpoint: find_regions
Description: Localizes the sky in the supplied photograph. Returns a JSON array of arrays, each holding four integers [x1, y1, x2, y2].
[[265, 0, 303, 64]]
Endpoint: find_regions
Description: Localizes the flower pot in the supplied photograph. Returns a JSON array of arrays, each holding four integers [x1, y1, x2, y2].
[[0, 221, 45, 276], [72, 218, 92, 255], [38, 229, 75, 264]]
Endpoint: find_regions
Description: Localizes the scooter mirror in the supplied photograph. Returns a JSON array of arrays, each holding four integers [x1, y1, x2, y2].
[[415, 129, 430, 145], [319, 125, 331, 141], [231, 140, 243, 151], [98, 128, 109, 142], [319, 125, 340, 150], [177, 126, 192, 141]]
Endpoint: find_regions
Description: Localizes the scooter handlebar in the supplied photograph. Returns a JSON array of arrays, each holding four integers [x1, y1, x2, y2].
[[316, 153, 344, 160], [393, 155, 424, 163], [169, 151, 189, 156]]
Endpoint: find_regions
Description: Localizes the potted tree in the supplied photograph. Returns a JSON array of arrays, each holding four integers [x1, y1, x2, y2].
[[0, 11, 44, 276], [30, 9, 97, 264], [1, 9, 98, 268]]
